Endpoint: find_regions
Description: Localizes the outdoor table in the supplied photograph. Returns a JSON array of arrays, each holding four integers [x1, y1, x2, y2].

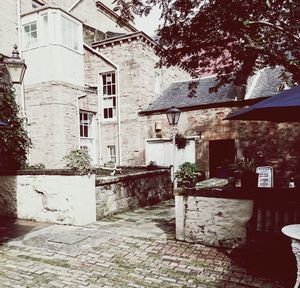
[[282, 224, 300, 288]]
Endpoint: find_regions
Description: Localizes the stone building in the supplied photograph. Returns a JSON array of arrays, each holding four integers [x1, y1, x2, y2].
[[0, 0, 190, 168], [140, 69, 300, 185], [1, 1, 298, 184]]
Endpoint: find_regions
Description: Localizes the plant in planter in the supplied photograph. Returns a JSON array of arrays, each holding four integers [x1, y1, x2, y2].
[[175, 162, 201, 188], [236, 157, 258, 188], [175, 133, 188, 150], [64, 149, 92, 175]]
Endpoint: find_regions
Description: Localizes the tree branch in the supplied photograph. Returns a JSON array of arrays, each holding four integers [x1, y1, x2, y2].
[[246, 20, 300, 42]]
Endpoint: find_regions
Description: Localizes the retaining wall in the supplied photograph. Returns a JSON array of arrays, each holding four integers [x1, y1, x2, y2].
[[0, 170, 96, 225], [175, 188, 254, 248], [95, 169, 172, 218]]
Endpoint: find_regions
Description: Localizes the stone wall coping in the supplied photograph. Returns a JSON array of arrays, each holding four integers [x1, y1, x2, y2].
[[174, 187, 297, 200], [96, 169, 170, 186], [0, 169, 86, 176]]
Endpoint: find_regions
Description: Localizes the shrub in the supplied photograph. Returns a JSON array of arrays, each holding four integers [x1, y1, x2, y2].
[[64, 149, 92, 174], [175, 133, 188, 150], [0, 89, 31, 170], [175, 162, 200, 188], [25, 163, 46, 170]]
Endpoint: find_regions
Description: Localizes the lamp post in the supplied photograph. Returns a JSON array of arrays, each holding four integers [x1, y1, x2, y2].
[[166, 107, 181, 186], [4, 45, 27, 84]]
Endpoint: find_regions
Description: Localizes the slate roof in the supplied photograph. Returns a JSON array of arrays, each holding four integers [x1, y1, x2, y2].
[[247, 67, 283, 99], [142, 77, 241, 113], [141, 68, 283, 114]]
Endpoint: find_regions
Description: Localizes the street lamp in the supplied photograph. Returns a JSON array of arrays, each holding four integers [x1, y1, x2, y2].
[[4, 45, 27, 84], [166, 107, 181, 126], [166, 107, 181, 186]]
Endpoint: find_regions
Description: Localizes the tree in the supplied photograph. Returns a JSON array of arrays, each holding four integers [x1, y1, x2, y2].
[[113, 0, 300, 91], [0, 88, 31, 170]]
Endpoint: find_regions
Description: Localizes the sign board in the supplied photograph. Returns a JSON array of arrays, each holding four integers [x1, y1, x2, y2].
[[256, 166, 274, 188]]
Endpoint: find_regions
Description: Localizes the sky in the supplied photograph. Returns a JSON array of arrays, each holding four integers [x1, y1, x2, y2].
[[134, 6, 162, 37], [101, 0, 161, 37]]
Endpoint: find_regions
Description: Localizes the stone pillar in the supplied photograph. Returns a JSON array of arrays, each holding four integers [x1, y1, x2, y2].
[[174, 188, 186, 241], [282, 224, 300, 288]]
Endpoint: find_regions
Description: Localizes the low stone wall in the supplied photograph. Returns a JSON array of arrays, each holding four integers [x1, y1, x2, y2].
[[175, 188, 253, 248], [95, 169, 172, 218], [0, 170, 96, 225]]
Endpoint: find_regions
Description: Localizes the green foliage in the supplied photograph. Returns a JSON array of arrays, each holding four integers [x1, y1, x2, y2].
[[24, 163, 46, 170], [114, 0, 300, 89], [175, 133, 188, 150], [64, 149, 92, 174], [0, 89, 31, 170], [236, 157, 256, 173], [175, 162, 199, 188]]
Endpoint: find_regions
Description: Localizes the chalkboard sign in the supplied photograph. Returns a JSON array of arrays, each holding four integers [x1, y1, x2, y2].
[[256, 166, 274, 188]]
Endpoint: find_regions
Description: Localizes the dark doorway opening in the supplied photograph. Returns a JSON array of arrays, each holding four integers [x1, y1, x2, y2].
[[209, 139, 236, 178]]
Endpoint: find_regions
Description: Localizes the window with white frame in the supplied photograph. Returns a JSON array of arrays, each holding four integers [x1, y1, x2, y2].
[[108, 145, 116, 163], [79, 111, 95, 162], [102, 72, 116, 120], [61, 16, 79, 51], [40, 13, 49, 45], [23, 22, 38, 49]]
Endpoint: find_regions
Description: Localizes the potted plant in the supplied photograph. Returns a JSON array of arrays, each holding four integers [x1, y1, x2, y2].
[[236, 158, 258, 188], [175, 162, 202, 188]]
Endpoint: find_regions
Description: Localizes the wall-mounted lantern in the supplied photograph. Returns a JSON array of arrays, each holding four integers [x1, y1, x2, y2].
[[166, 106, 181, 126], [4, 45, 27, 84]]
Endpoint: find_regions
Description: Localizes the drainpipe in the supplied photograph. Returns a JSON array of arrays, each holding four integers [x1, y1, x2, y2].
[[116, 68, 122, 165], [97, 77, 103, 165], [16, 0, 26, 116], [68, 0, 83, 12]]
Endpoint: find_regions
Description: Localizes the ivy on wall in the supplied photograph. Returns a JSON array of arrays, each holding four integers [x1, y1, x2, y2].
[[0, 88, 31, 170]]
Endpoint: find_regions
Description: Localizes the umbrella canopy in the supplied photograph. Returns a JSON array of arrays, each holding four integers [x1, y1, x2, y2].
[[225, 85, 300, 122], [0, 120, 8, 126]]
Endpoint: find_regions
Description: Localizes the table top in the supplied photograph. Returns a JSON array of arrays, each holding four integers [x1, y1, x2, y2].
[[282, 224, 300, 240]]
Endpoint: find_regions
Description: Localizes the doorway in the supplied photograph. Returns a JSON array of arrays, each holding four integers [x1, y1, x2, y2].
[[209, 139, 235, 178]]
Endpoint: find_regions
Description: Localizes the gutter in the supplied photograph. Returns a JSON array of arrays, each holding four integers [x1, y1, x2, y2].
[[83, 43, 122, 166], [138, 97, 270, 116], [68, 0, 83, 12]]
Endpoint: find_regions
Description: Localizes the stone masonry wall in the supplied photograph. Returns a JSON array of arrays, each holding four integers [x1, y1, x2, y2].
[[25, 82, 87, 168], [175, 193, 253, 248], [141, 105, 300, 186], [97, 39, 191, 165], [95, 169, 172, 218]]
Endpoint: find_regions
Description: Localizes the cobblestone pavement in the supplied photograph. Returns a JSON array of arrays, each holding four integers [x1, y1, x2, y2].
[[0, 200, 292, 288]]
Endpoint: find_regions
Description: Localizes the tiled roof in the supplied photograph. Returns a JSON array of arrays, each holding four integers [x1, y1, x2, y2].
[[142, 68, 283, 113], [246, 67, 283, 99], [142, 77, 240, 113]]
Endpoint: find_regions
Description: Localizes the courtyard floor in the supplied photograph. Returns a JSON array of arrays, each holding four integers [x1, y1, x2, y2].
[[0, 200, 292, 288]]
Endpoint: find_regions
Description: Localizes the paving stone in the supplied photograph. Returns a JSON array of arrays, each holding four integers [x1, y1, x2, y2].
[[0, 200, 292, 288]]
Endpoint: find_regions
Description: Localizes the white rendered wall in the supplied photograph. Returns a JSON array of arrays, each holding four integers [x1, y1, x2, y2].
[[0, 174, 96, 226], [176, 195, 254, 248], [23, 45, 84, 86]]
